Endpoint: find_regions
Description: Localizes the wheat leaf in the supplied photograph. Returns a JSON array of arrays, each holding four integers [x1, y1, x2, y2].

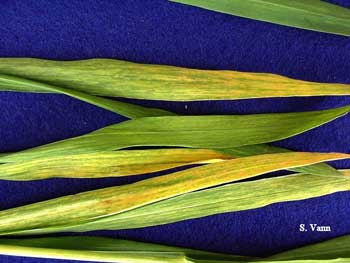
[[220, 145, 341, 176], [0, 145, 341, 181], [64, 170, 350, 232], [0, 236, 348, 263], [0, 152, 347, 236], [0, 58, 349, 100], [0, 107, 346, 181], [1, 106, 348, 164], [0, 149, 229, 181], [0, 236, 249, 263], [170, 0, 350, 36], [267, 235, 350, 261], [0, 73, 173, 119]]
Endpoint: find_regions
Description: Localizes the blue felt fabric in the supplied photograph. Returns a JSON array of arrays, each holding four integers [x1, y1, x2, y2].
[[0, 0, 350, 262]]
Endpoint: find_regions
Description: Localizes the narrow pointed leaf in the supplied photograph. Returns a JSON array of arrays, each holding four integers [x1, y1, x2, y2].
[[0, 152, 347, 235], [1, 106, 348, 163], [0, 145, 340, 181], [0, 58, 349, 100], [0, 236, 348, 263], [220, 145, 342, 176], [0, 149, 229, 181], [0, 74, 173, 119], [170, 0, 350, 36], [66, 170, 350, 231], [0, 236, 250, 263]]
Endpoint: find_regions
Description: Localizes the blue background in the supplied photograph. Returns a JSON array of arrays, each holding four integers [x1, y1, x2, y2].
[[0, 0, 350, 262]]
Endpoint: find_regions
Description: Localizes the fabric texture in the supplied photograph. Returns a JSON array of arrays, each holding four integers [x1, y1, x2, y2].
[[0, 0, 349, 262]]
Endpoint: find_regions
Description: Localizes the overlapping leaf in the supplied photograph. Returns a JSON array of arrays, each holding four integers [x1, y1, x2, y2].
[[170, 0, 350, 36], [0, 74, 173, 119], [0, 59, 346, 179], [0, 106, 346, 180], [0, 236, 251, 263], [0, 152, 347, 236], [0, 60, 346, 180], [0, 145, 341, 180], [0, 149, 229, 180], [0, 235, 348, 263], [1, 106, 348, 164], [61, 170, 350, 232], [0, 7, 349, 263], [0, 58, 349, 100]]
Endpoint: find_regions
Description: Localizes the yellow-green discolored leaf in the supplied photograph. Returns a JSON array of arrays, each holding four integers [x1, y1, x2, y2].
[[218, 144, 341, 177], [170, 0, 350, 36], [0, 74, 173, 119], [0, 145, 341, 181], [0, 106, 346, 180], [0, 62, 342, 178], [0, 149, 230, 181], [0, 58, 349, 100], [0, 152, 347, 236], [0, 60, 341, 178], [341, 169, 350, 177], [64, 170, 350, 232], [0, 106, 348, 163]]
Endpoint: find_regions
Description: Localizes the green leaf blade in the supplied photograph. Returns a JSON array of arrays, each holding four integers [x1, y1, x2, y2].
[[267, 235, 350, 261], [0, 235, 348, 263], [0, 74, 174, 119], [170, 0, 350, 36], [1, 106, 348, 163], [0, 236, 248, 263]]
